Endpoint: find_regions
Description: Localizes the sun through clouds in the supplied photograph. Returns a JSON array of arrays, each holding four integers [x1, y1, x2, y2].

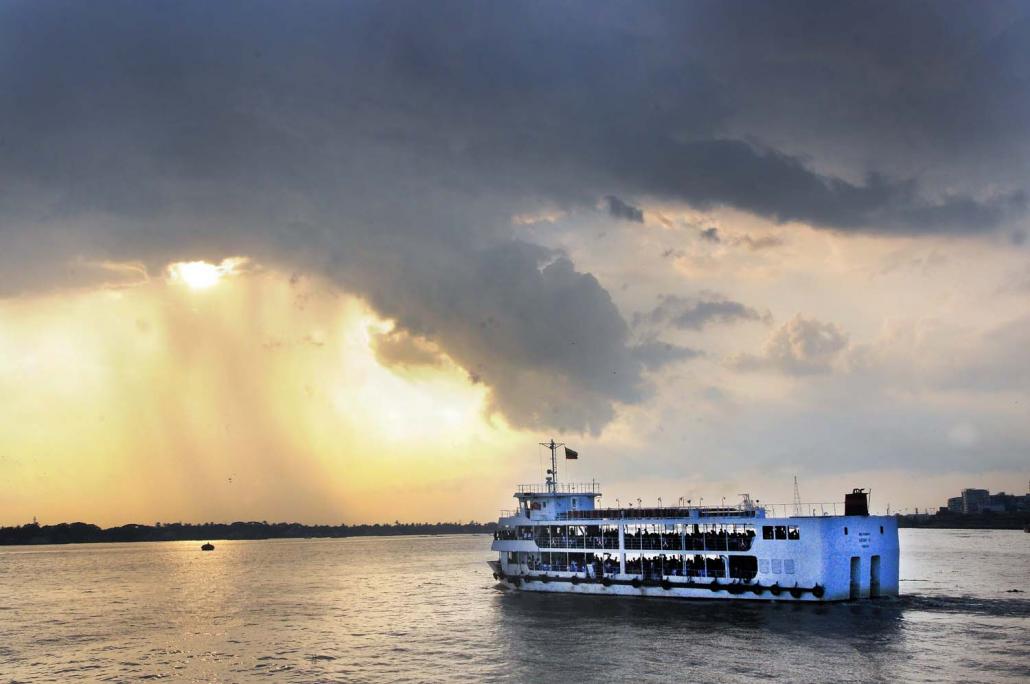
[[167, 257, 248, 290]]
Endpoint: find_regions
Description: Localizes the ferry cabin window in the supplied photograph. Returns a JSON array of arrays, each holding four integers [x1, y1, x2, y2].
[[775, 526, 787, 540], [880, 526, 884, 534], [762, 526, 774, 540], [783, 559, 795, 574], [844, 526, 848, 535], [787, 526, 800, 540]]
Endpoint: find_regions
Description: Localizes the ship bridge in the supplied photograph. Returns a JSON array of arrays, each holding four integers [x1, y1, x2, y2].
[[514, 482, 602, 520], [506, 440, 603, 521]]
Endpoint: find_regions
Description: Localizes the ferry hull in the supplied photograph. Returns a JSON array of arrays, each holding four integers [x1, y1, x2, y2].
[[494, 577, 845, 602]]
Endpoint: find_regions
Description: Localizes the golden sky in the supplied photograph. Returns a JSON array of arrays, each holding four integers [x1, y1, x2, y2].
[[0, 263, 527, 526], [2, 3, 1028, 526]]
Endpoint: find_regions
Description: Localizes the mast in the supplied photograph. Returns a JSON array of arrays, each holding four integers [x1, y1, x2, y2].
[[539, 438, 563, 493]]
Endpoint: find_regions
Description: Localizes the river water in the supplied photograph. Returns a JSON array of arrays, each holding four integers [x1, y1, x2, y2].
[[1, 529, 1027, 682]]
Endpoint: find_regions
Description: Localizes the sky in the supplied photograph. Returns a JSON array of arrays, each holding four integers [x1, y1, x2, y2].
[[1, 1, 1028, 526]]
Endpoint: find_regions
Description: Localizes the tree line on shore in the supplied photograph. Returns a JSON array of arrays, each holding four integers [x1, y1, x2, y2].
[[0, 520, 499, 545]]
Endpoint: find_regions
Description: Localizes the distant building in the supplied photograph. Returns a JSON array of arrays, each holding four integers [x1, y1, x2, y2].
[[987, 492, 1028, 513], [961, 488, 990, 514], [941, 488, 1030, 515]]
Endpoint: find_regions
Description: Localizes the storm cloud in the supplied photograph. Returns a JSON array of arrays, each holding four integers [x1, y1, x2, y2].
[[604, 196, 644, 223], [1, 1, 1028, 433]]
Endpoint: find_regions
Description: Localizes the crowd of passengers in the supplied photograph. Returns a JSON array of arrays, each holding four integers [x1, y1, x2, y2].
[[624, 555, 727, 578], [527, 557, 619, 576], [524, 554, 756, 580], [528, 528, 755, 551]]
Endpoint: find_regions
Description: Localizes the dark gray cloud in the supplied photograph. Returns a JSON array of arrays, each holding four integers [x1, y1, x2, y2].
[[0, 1, 1027, 433], [631, 341, 702, 371], [612, 138, 1025, 234], [636, 292, 770, 331], [699, 228, 720, 243], [604, 195, 644, 223]]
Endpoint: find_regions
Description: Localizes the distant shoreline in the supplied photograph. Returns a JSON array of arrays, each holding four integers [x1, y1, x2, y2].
[[0, 521, 499, 546], [4, 515, 1025, 547], [895, 514, 1027, 530]]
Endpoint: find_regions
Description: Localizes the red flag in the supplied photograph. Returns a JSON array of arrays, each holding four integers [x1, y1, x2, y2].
[[565, 447, 578, 460]]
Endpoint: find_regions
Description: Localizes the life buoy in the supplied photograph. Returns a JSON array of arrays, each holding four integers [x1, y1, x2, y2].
[[492, 572, 499, 580], [540, 574, 550, 583], [789, 584, 803, 599], [709, 580, 721, 592], [751, 584, 765, 595], [727, 583, 744, 595], [571, 575, 581, 585], [769, 583, 781, 596], [601, 577, 612, 587], [661, 580, 673, 590], [631, 577, 642, 589], [812, 584, 825, 599]]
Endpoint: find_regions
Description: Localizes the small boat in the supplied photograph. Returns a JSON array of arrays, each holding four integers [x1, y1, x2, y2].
[[201, 542, 215, 551]]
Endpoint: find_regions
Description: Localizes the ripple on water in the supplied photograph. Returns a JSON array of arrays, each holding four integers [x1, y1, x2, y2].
[[1, 530, 1028, 682]]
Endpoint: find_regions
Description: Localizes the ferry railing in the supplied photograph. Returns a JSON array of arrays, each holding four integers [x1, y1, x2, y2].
[[760, 502, 843, 517], [529, 528, 755, 552], [533, 532, 620, 550], [553, 501, 850, 520], [558, 506, 758, 521], [516, 482, 602, 494], [622, 530, 755, 552]]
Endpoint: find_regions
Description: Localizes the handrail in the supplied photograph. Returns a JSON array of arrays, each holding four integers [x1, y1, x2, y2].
[[558, 506, 758, 520], [554, 501, 849, 519], [760, 502, 843, 517], [515, 482, 602, 494]]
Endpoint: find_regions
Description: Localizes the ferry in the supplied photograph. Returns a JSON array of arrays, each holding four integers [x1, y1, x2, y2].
[[489, 441, 899, 601]]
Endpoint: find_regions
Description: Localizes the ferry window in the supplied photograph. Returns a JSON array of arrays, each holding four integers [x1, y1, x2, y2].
[[759, 559, 770, 573], [784, 559, 795, 574], [762, 526, 774, 540], [771, 558, 782, 573], [775, 526, 787, 540], [844, 526, 848, 535], [880, 526, 884, 534], [787, 526, 800, 540]]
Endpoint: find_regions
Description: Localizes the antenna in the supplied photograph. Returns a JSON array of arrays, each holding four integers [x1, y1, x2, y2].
[[538, 439, 564, 493], [792, 475, 802, 517]]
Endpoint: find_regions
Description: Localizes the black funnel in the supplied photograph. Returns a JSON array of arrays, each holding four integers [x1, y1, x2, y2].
[[844, 488, 869, 516]]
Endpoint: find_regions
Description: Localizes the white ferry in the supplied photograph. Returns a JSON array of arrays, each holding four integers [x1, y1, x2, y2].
[[489, 441, 898, 601]]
